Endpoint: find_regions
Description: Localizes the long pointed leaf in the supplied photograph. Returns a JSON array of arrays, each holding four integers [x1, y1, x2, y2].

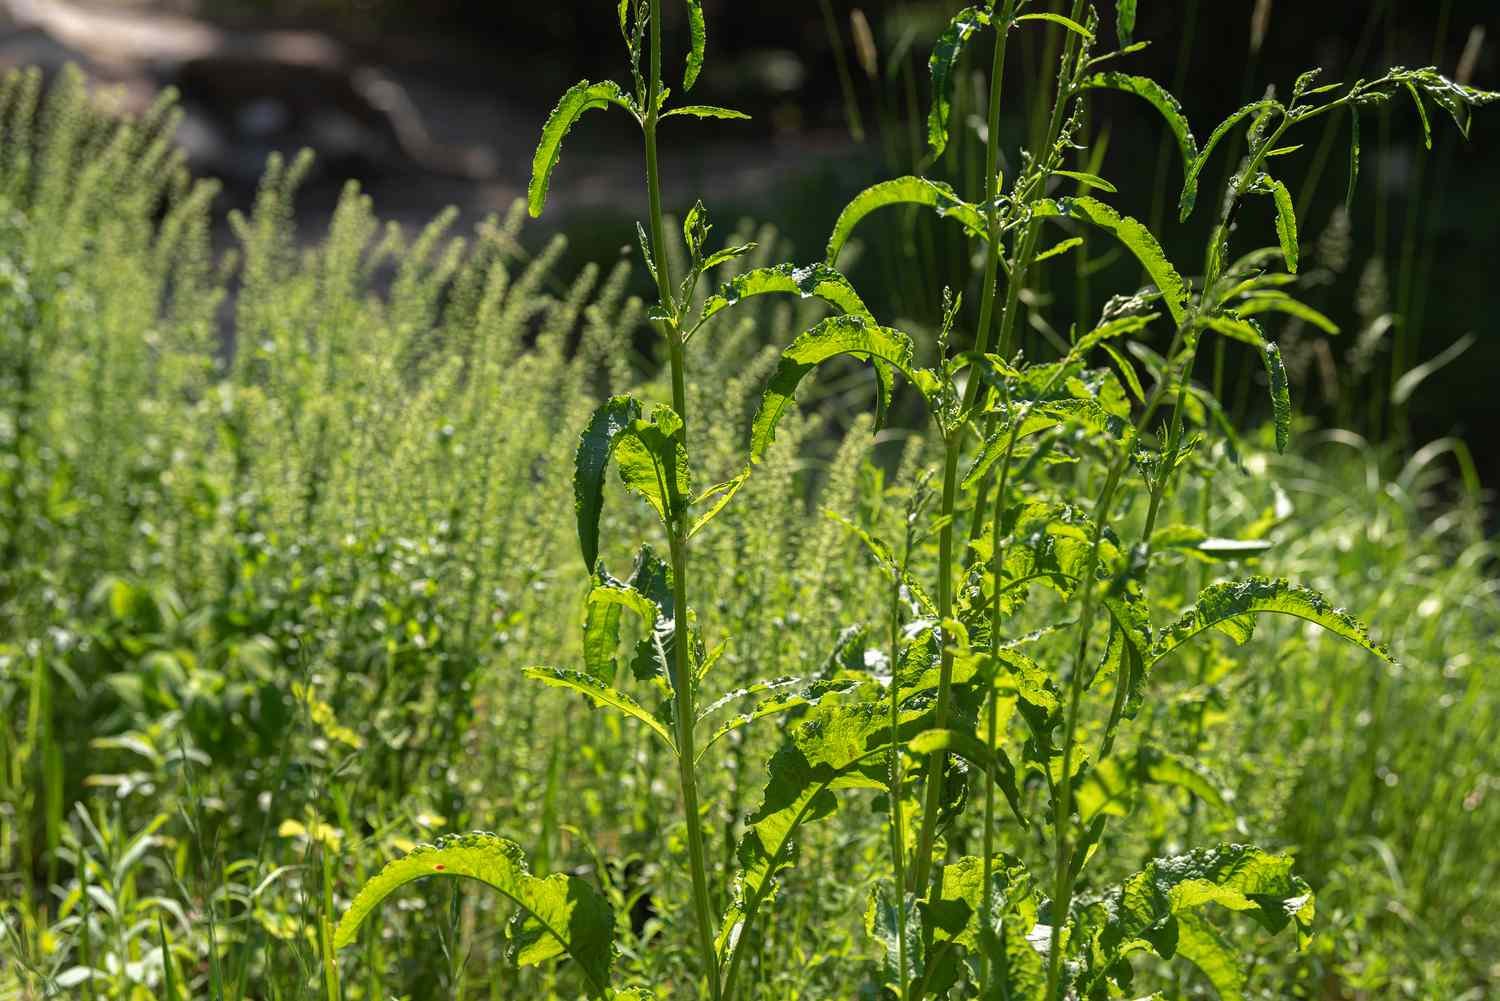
[[529, 81, 636, 217], [826, 176, 987, 265]]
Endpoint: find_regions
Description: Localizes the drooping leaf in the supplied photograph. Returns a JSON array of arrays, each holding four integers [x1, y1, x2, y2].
[[964, 399, 1136, 490], [1180, 99, 1280, 221], [1079, 73, 1198, 184], [826, 176, 988, 265], [700, 263, 873, 326], [1404, 80, 1432, 150], [927, 7, 991, 156], [530, 81, 637, 217], [750, 315, 916, 463], [1152, 577, 1394, 666], [523, 667, 676, 749], [581, 545, 675, 684], [1262, 341, 1291, 453], [682, 0, 707, 90], [1033, 197, 1190, 326], [908, 729, 1026, 827], [334, 833, 616, 999], [1257, 175, 1299, 273], [575, 395, 643, 572], [689, 469, 750, 538]]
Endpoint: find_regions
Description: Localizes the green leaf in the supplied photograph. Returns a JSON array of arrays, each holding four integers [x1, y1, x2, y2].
[[1035, 236, 1085, 263], [334, 833, 616, 998], [719, 694, 919, 976], [702, 242, 758, 270], [1033, 196, 1190, 326], [963, 399, 1136, 490], [1093, 843, 1316, 971], [917, 854, 1045, 997], [615, 404, 692, 528], [523, 667, 676, 750], [1116, 0, 1137, 46], [1014, 12, 1093, 38], [1180, 99, 1280, 221], [1258, 175, 1299, 273], [689, 468, 750, 538], [662, 105, 750, 121], [750, 315, 916, 464], [529, 80, 636, 218], [575, 396, 643, 572], [158, 916, 183, 1001], [1234, 291, 1339, 334], [700, 263, 873, 326], [1152, 577, 1394, 667], [927, 7, 991, 156], [582, 545, 675, 684], [908, 729, 1026, 827], [1262, 340, 1291, 454], [683, 0, 706, 90], [1176, 913, 1248, 1001], [1052, 168, 1119, 194], [1079, 74, 1197, 185], [826, 176, 988, 266]]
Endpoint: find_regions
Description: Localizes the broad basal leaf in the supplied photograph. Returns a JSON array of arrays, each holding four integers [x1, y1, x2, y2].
[[1079, 73, 1197, 184], [749, 315, 916, 463], [826, 176, 988, 265], [1033, 196, 1190, 326], [928, 7, 992, 156], [575, 395, 643, 571], [334, 833, 616, 998], [530, 81, 636, 217], [1152, 577, 1394, 666]]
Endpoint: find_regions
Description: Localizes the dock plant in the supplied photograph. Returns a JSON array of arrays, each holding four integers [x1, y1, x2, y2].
[[321, 2, 1496, 999]]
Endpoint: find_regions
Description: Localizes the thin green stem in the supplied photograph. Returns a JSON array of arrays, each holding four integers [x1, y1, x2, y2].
[[909, 3, 1016, 899], [645, 3, 719, 996]]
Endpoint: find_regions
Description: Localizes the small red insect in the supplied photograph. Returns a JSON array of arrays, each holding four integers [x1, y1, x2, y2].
[[433, 864, 446, 871]]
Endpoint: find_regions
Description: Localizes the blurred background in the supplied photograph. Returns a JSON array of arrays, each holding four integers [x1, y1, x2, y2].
[[1, 0, 1496, 485]]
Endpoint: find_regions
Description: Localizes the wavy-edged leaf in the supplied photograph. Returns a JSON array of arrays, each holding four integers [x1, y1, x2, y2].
[[927, 6, 991, 156], [523, 667, 676, 750], [750, 315, 916, 463], [964, 398, 1136, 489], [1257, 175, 1299, 273], [719, 694, 927, 981], [1093, 843, 1316, 968], [1033, 196, 1190, 326], [582, 545, 674, 684], [700, 263, 873, 326], [614, 404, 692, 528], [1152, 577, 1394, 666], [1079, 73, 1197, 184], [530, 81, 636, 217], [1015, 12, 1093, 38], [1180, 99, 1280, 221], [662, 105, 750, 121], [826, 176, 988, 265], [1262, 341, 1291, 453], [575, 396, 643, 571], [682, 0, 706, 90], [918, 854, 1045, 997], [334, 833, 616, 998]]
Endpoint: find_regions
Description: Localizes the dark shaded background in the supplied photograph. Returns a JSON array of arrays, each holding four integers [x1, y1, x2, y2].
[[2, 0, 1497, 483]]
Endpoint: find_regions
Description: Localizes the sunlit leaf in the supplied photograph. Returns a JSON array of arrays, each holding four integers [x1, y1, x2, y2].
[[1033, 196, 1190, 326], [334, 833, 616, 998], [826, 176, 988, 265], [1079, 73, 1197, 185], [575, 395, 643, 571], [530, 81, 637, 217], [928, 7, 991, 156]]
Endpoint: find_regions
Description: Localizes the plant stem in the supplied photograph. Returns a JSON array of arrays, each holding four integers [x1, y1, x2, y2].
[[910, 2, 1016, 899], [645, 2, 720, 996]]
